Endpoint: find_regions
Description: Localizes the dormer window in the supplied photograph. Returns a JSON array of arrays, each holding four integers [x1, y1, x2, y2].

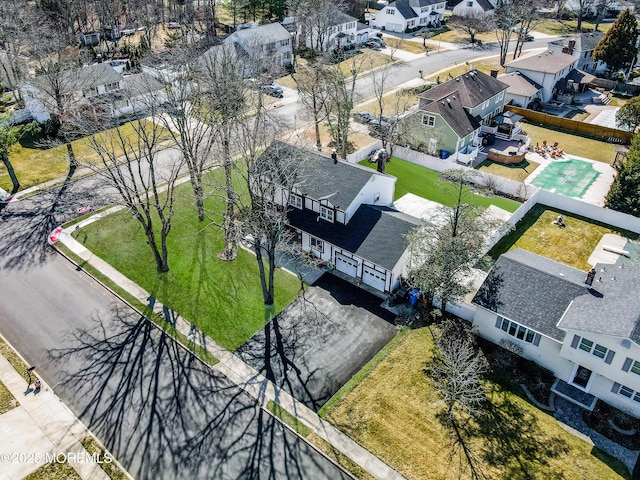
[[320, 205, 334, 222], [386, 8, 395, 14], [289, 194, 303, 209]]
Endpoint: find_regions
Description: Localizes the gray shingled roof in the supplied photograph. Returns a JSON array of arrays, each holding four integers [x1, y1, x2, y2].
[[548, 32, 604, 52], [32, 63, 122, 94], [420, 91, 481, 138], [288, 204, 421, 270], [472, 249, 588, 341], [558, 263, 640, 344], [498, 71, 542, 98], [389, 0, 419, 19], [233, 23, 291, 44], [260, 142, 384, 211], [506, 50, 577, 74], [122, 72, 165, 97], [418, 70, 508, 109], [475, 0, 495, 11], [328, 12, 358, 27]]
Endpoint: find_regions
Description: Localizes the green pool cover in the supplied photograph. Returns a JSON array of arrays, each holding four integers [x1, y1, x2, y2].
[[532, 158, 600, 198]]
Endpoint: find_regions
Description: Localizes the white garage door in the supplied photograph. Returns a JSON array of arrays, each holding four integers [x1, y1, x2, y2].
[[387, 23, 403, 33], [363, 266, 387, 291], [335, 253, 358, 277]]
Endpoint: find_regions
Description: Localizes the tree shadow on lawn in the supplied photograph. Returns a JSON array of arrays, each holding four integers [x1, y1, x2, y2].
[[50, 302, 347, 480], [465, 385, 571, 480]]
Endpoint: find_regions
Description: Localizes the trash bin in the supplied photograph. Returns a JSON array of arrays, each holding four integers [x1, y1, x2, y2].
[[409, 289, 419, 305], [441, 150, 449, 159]]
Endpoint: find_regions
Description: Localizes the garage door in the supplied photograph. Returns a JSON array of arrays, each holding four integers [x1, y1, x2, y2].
[[363, 266, 387, 291], [335, 253, 358, 277], [387, 23, 403, 33]]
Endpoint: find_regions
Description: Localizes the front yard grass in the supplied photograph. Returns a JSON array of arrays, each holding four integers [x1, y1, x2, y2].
[[72, 171, 300, 351], [0, 381, 18, 415], [384, 37, 429, 54], [477, 158, 540, 182], [23, 461, 81, 480], [425, 58, 504, 82], [488, 204, 638, 271], [429, 26, 499, 45], [80, 437, 127, 480], [522, 122, 619, 164], [0, 120, 172, 192], [535, 19, 613, 36], [359, 157, 521, 212], [322, 327, 630, 480]]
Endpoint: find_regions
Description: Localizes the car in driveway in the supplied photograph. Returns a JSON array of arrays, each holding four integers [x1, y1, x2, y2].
[[262, 84, 284, 98], [353, 111, 378, 124]]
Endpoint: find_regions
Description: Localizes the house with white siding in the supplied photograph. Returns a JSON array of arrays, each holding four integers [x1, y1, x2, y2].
[[472, 248, 640, 417], [225, 22, 293, 67], [373, 0, 446, 33], [547, 32, 608, 75], [452, 0, 496, 17], [261, 142, 421, 294]]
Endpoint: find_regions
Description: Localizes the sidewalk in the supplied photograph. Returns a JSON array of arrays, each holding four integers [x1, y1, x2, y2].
[[57, 226, 407, 480], [0, 339, 117, 480]]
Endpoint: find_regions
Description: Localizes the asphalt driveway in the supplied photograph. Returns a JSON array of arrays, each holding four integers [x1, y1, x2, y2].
[[235, 273, 399, 411]]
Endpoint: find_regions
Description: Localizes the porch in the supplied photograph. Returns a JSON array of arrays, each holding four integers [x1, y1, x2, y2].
[[551, 378, 598, 411]]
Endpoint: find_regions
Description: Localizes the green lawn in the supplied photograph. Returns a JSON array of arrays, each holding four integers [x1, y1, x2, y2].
[[477, 158, 540, 182], [323, 327, 630, 480], [73, 171, 301, 351], [81, 437, 127, 480], [359, 157, 521, 212], [535, 19, 613, 36], [0, 120, 172, 192], [522, 122, 619, 164], [23, 461, 81, 480], [0, 381, 18, 415], [488, 204, 638, 271]]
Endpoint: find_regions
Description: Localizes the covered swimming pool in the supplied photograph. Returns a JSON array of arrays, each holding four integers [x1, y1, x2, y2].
[[531, 158, 600, 199]]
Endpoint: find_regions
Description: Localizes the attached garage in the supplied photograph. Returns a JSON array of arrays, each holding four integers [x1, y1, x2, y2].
[[386, 23, 404, 33], [363, 266, 387, 292], [335, 253, 358, 277]]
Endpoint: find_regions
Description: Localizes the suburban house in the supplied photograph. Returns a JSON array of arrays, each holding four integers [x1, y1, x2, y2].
[[299, 12, 365, 51], [373, 0, 446, 33], [398, 69, 510, 164], [452, 0, 496, 17], [472, 248, 640, 417], [225, 22, 293, 67], [498, 71, 544, 108], [504, 50, 579, 103], [262, 142, 421, 294], [22, 63, 165, 123], [547, 32, 608, 75]]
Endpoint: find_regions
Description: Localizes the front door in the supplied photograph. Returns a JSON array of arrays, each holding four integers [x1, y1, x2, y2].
[[572, 365, 592, 389]]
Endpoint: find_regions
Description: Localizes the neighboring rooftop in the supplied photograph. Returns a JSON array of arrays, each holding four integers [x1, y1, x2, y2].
[[498, 71, 542, 98], [505, 50, 577, 74], [288, 204, 421, 270], [232, 22, 291, 44], [548, 31, 605, 52], [31, 62, 122, 94], [472, 249, 588, 341], [419, 70, 509, 109]]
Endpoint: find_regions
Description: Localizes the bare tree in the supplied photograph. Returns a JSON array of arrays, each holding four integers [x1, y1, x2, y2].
[[449, 11, 495, 45], [83, 106, 183, 273], [494, 0, 518, 66], [574, 0, 597, 31], [292, 60, 332, 151]]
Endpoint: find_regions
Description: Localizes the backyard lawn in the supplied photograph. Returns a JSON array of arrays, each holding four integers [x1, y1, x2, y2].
[[477, 158, 540, 182], [322, 327, 630, 480], [73, 170, 300, 351], [0, 120, 172, 192], [359, 157, 521, 212], [522, 122, 619, 164], [535, 19, 613, 36], [488, 204, 637, 271]]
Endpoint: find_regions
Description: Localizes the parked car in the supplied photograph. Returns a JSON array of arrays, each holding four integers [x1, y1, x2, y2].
[[262, 84, 283, 98], [519, 33, 534, 42], [353, 111, 378, 124], [381, 114, 398, 124], [370, 37, 386, 48], [368, 119, 393, 138]]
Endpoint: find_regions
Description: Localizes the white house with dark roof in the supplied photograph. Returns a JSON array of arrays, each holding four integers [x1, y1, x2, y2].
[[504, 50, 579, 103], [452, 0, 496, 17], [262, 142, 421, 293], [299, 12, 364, 52], [547, 32, 608, 75], [373, 0, 446, 33], [225, 23, 292, 67], [473, 248, 640, 417], [498, 71, 543, 108]]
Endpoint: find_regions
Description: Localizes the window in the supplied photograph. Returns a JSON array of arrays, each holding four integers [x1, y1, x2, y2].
[[617, 384, 640, 403], [422, 114, 435, 127], [632, 360, 640, 376], [496, 317, 540, 346], [579, 337, 609, 359], [105, 81, 120, 92], [320, 206, 334, 222], [289, 194, 303, 209], [466, 1, 473, 6], [310, 236, 324, 252], [386, 8, 395, 14]]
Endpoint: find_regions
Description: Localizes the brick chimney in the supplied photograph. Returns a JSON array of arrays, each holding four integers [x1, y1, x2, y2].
[[490, 69, 498, 78]]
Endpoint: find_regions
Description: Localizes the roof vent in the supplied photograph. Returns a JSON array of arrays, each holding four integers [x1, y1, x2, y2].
[[447, 98, 451, 104]]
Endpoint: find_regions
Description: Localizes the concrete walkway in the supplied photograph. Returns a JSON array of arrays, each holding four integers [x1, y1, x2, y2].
[[56, 227, 406, 480], [0, 337, 119, 480]]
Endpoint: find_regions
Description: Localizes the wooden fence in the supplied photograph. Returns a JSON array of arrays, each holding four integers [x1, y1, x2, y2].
[[505, 105, 634, 144]]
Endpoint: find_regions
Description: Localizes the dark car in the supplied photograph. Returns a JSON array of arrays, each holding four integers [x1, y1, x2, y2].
[[262, 84, 283, 98], [353, 111, 378, 124]]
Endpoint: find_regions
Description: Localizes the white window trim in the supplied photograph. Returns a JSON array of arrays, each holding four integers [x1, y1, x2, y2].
[[320, 205, 334, 223], [289, 194, 303, 209], [422, 114, 435, 127], [579, 337, 609, 360], [310, 236, 324, 253], [497, 316, 539, 345]]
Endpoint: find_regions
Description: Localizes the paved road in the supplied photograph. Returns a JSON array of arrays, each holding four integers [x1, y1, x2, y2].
[[0, 174, 351, 479]]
